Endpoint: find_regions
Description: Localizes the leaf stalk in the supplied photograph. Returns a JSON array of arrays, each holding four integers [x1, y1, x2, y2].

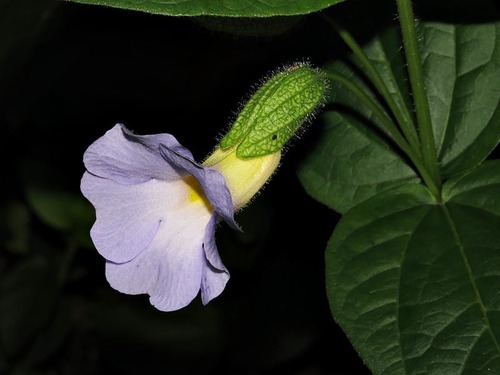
[[396, 0, 442, 195]]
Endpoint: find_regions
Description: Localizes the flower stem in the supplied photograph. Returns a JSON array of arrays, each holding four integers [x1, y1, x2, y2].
[[396, 0, 441, 194], [321, 13, 421, 155]]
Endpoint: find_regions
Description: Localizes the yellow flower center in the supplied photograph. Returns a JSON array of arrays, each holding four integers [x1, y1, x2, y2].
[[183, 176, 213, 210]]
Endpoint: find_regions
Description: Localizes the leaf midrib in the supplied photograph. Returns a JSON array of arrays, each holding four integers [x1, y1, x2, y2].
[[440, 202, 500, 368]]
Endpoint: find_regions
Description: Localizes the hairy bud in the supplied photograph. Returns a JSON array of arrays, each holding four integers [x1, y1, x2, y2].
[[221, 63, 328, 158]]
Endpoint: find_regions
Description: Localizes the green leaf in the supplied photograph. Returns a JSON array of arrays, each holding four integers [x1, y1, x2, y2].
[[25, 186, 93, 232], [67, 0, 345, 17], [299, 12, 500, 213], [298, 30, 420, 214], [326, 161, 500, 374], [22, 160, 94, 235], [298, 110, 419, 214], [421, 20, 500, 177]]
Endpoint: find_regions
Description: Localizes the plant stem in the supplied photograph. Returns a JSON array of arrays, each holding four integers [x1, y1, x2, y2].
[[321, 13, 421, 155], [396, 0, 441, 194]]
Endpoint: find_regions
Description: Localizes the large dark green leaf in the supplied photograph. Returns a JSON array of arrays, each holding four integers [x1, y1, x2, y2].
[[66, 0, 345, 17], [326, 161, 500, 374], [421, 21, 500, 177]]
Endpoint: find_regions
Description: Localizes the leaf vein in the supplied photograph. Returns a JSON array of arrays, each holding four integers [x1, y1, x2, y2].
[[441, 204, 500, 360]]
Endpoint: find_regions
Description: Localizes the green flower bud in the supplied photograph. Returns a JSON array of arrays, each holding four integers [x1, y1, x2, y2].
[[220, 63, 328, 158]]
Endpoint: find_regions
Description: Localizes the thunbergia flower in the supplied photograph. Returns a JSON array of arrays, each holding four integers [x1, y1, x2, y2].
[[81, 64, 326, 311], [81, 124, 280, 311]]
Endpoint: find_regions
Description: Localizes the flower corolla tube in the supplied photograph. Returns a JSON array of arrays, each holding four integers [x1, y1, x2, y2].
[[81, 64, 327, 311]]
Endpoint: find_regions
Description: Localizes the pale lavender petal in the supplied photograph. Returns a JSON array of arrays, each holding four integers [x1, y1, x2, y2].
[[105, 251, 159, 296], [149, 245, 204, 311], [159, 144, 239, 229], [200, 215, 230, 305], [105, 205, 212, 311], [203, 215, 228, 272], [84, 124, 193, 184], [81, 172, 188, 263], [200, 264, 230, 305]]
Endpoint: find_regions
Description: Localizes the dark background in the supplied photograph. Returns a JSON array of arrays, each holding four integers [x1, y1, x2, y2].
[[0, 0, 434, 373]]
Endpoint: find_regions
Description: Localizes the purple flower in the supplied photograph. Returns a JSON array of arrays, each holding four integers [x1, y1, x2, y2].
[[81, 124, 245, 311], [82, 124, 281, 311]]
